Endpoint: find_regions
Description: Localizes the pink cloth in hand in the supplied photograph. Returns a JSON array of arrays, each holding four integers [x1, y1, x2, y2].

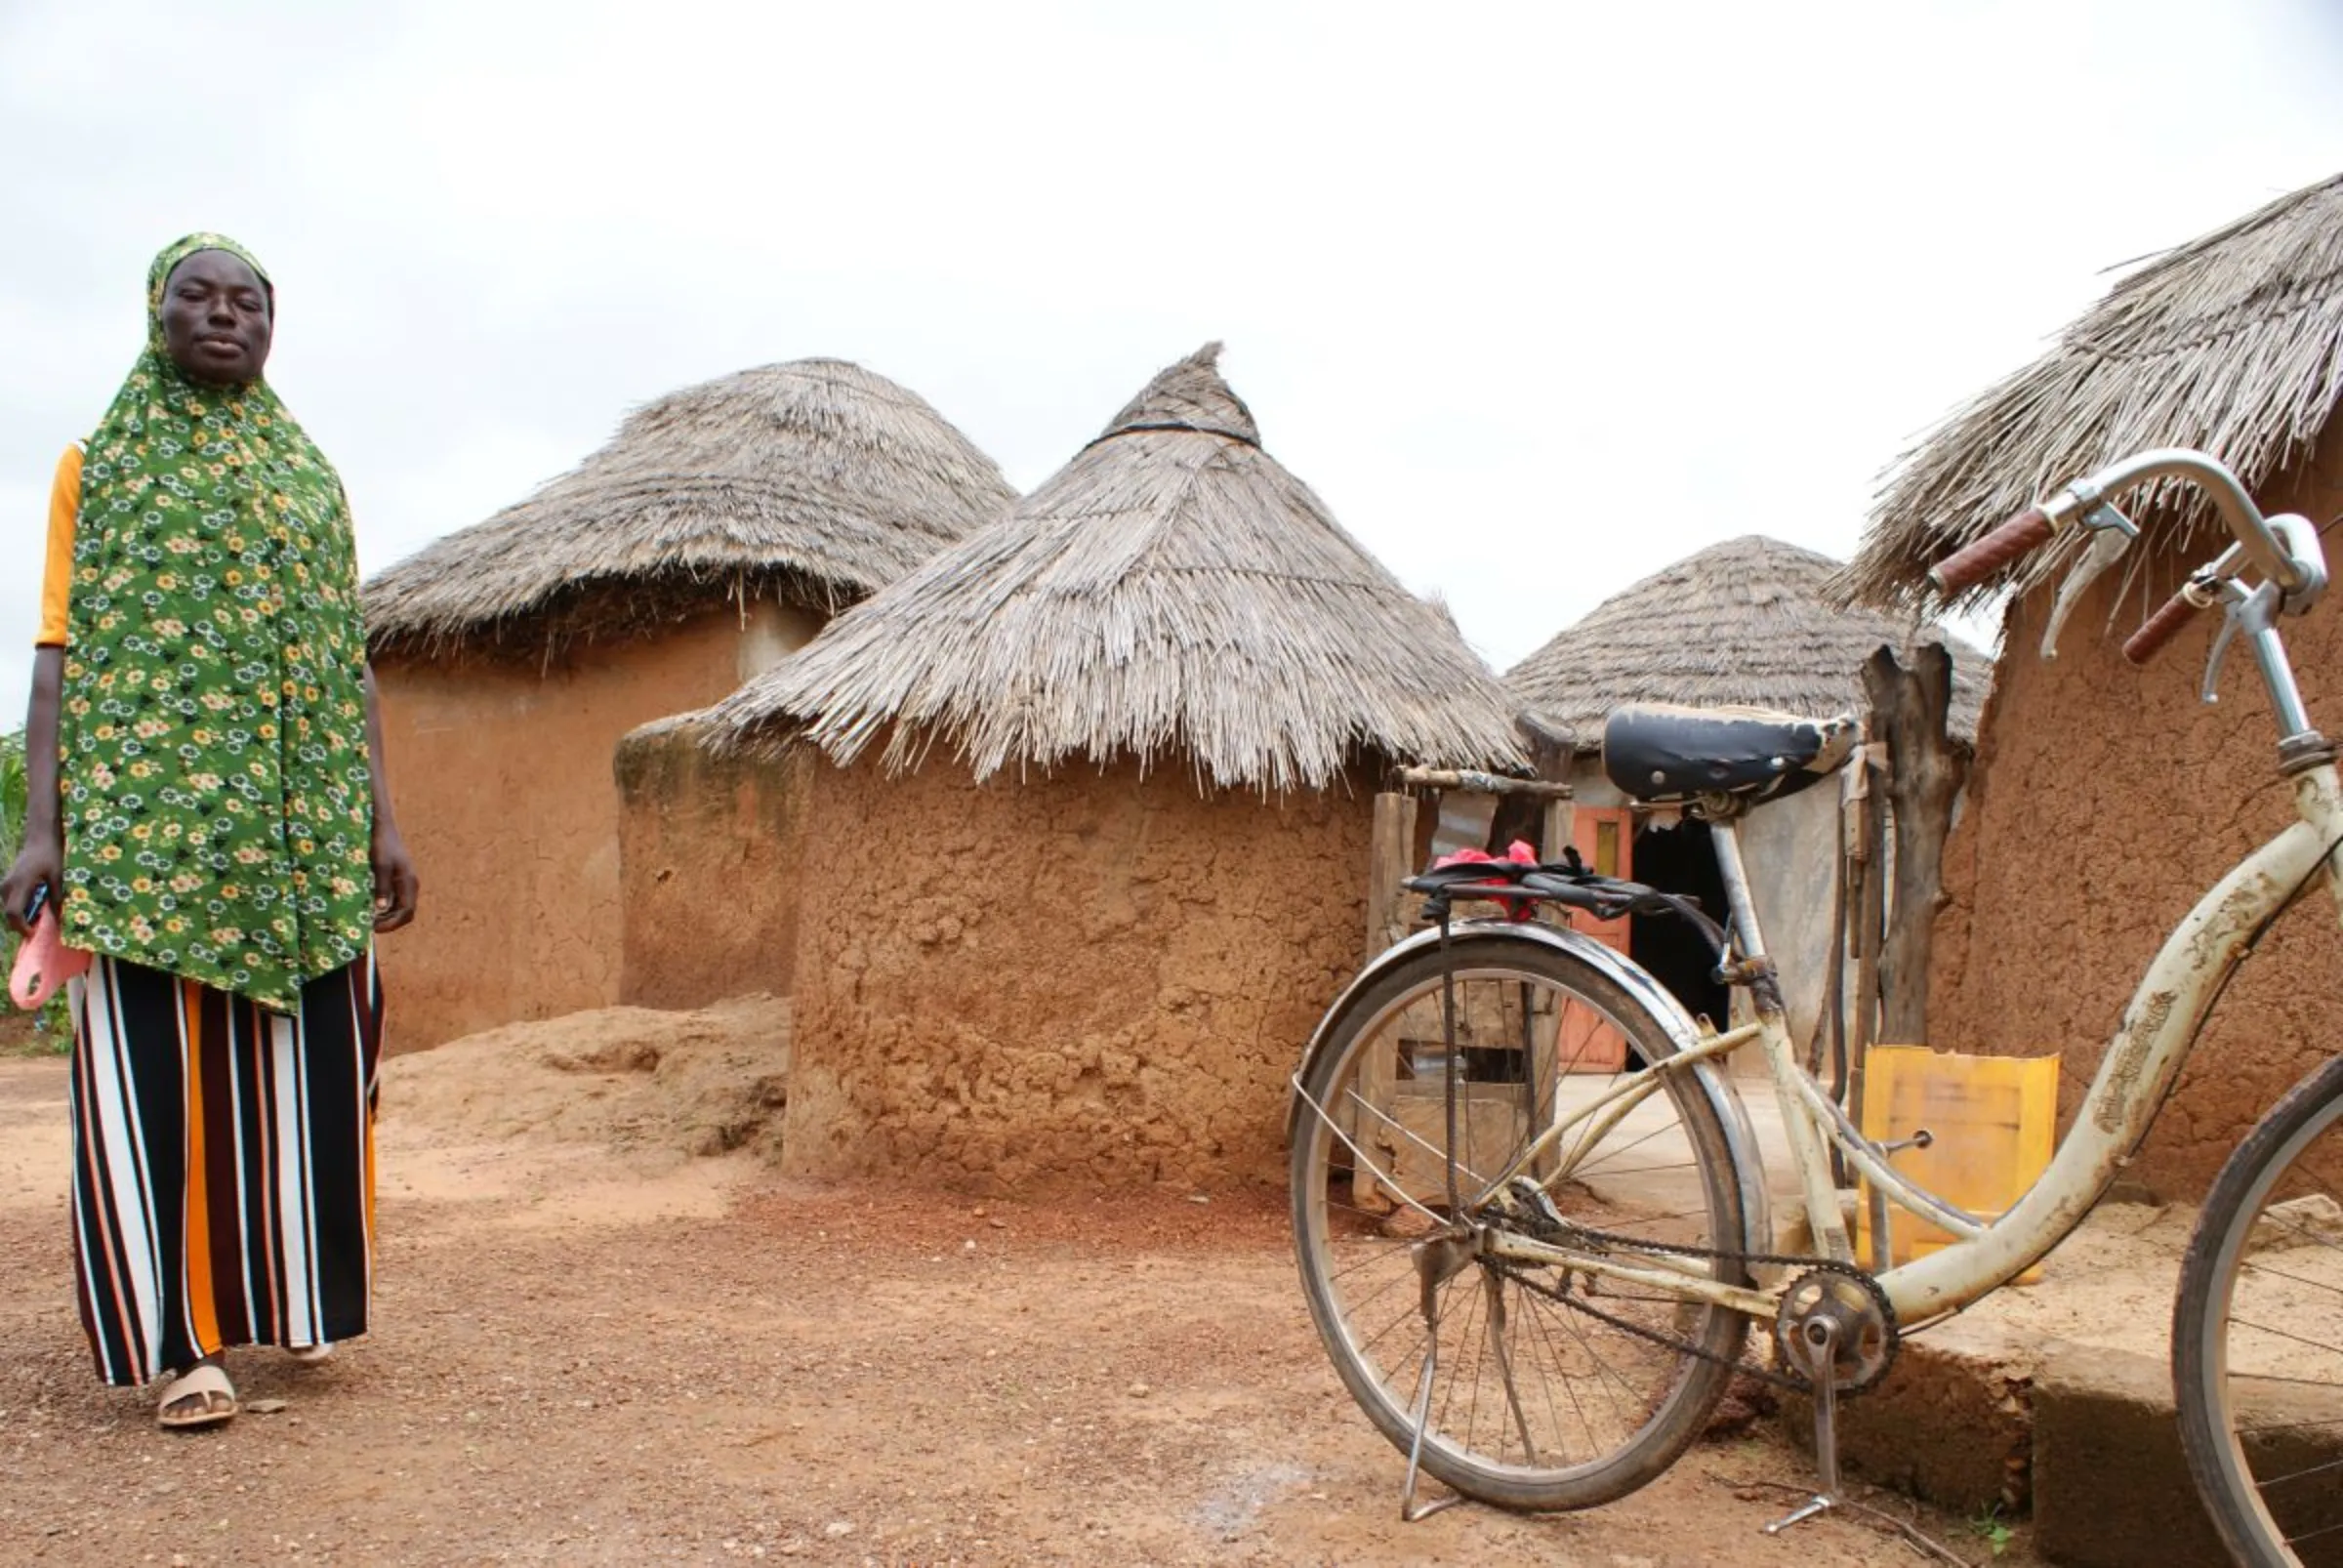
[[11, 906, 89, 1011]]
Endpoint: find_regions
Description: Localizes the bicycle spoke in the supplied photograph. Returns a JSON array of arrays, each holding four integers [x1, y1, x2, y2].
[[2229, 1316, 2343, 1359], [2254, 1453, 2343, 1492], [2240, 1260, 2343, 1297]]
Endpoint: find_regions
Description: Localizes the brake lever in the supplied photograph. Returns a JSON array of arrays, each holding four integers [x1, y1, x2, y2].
[[2201, 578, 2271, 704], [2040, 502, 2138, 660]]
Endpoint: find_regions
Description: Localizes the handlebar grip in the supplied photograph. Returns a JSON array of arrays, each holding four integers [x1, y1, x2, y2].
[[1927, 507, 2056, 596], [2121, 587, 2205, 666]]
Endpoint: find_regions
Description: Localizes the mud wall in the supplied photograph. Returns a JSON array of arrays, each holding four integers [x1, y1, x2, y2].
[[1928, 423, 2343, 1197], [615, 722, 815, 1010], [782, 755, 1377, 1192], [372, 601, 818, 1052]]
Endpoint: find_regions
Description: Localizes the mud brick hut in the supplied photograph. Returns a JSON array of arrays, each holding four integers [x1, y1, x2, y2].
[[1505, 535, 1990, 1051], [707, 343, 1527, 1192], [1836, 170, 2343, 1198], [363, 359, 1015, 1051]]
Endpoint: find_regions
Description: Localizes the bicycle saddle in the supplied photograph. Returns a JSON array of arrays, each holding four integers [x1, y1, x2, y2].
[[1601, 703, 1860, 805]]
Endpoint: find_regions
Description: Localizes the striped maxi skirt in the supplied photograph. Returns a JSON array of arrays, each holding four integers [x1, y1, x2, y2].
[[67, 952, 382, 1387]]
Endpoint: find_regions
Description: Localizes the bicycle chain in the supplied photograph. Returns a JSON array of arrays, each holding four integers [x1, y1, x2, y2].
[[1494, 1211, 1901, 1397]]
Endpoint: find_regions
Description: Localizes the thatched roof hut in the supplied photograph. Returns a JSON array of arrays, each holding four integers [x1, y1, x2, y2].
[[713, 342, 1527, 789], [363, 357, 1014, 1053], [1821, 171, 2343, 1201], [1505, 534, 1992, 747], [714, 344, 1528, 1192], [1838, 170, 2343, 611], [366, 357, 1016, 658]]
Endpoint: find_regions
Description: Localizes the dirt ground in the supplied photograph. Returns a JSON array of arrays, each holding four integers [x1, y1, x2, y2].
[[0, 1001, 2044, 1567]]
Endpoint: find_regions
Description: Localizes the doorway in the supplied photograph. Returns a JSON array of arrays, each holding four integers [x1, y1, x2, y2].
[[1628, 816, 1730, 1030]]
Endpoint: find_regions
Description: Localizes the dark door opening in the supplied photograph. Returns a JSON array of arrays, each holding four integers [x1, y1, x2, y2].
[[1628, 816, 1729, 1029]]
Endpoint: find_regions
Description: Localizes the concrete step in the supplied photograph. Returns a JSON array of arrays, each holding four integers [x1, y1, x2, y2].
[[2031, 1343, 2227, 1568], [1767, 1199, 2239, 1567], [1730, 1081, 2343, 1564]]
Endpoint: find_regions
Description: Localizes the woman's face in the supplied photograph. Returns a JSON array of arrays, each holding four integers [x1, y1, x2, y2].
[[159, 250, 272, 386]]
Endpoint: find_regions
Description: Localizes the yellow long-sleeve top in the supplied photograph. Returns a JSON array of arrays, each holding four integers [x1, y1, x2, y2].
[[35, 445, 80, 647]]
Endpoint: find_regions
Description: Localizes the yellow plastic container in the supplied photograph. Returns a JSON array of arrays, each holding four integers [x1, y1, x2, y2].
[[1855, 1044, 2060, 1284]]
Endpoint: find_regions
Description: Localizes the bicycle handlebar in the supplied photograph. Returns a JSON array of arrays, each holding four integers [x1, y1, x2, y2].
[[1927, 507, 2055, 597], [2121, 585, 2208, 665], [1931, 450, 2316, 612], [2074, 450, 2308, 596]]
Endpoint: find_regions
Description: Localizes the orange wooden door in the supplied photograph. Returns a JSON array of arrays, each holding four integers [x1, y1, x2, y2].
[[1557, 807, 1633, 1071], [1571, 808, 1634, 952]]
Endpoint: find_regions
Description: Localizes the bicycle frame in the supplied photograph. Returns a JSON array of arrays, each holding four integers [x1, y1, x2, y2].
[[1380, 756, 2343, 1340], [1726, 760, 2343, 1322], [1369, 453, 2343, 1331]]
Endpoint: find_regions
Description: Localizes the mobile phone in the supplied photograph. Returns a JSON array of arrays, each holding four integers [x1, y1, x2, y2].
[[22, 884, 48, 927]]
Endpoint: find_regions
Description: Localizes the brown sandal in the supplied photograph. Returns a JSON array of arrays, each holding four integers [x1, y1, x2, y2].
[[155, 1363, 237, 1430]]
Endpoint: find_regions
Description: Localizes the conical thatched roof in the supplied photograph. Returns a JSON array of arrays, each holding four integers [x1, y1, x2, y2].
[[1840, 170, 2343, 610], [365, 358, 1015, 658], [708, 344, 1529, 792], [1507, 535, 1992, 749]]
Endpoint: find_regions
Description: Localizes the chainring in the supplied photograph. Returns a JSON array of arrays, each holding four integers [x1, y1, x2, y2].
[[1772, 1266, 1899, 1395]]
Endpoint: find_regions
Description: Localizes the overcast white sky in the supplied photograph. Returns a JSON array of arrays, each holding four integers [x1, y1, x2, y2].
[[4, 0, 2340, 717]]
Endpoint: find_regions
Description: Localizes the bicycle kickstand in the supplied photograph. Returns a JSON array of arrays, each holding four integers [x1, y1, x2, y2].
[[1761, 1314, 1843, 1535], [1397, 1344, 1463, 1522], [1399, 1246, 1467, 1523]]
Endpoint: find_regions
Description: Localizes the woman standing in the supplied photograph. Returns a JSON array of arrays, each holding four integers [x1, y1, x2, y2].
[[3, 233, 418, 1429]]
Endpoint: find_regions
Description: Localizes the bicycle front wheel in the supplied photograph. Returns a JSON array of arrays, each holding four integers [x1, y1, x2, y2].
[[2175, 1052, 2343, 1566], [1290, 931, 1752, 1511]]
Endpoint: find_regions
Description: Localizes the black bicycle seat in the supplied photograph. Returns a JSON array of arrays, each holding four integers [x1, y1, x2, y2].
[[1601, 704, 1860, 805]]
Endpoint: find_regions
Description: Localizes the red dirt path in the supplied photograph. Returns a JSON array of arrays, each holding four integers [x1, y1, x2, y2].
[[0, 1043, 2036, 1566]]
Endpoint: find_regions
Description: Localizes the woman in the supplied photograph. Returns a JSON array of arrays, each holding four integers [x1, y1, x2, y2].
[[2, 233, 419, 1430]]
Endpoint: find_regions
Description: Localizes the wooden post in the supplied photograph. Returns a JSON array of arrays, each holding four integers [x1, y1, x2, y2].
[[1542, 798, 1576, 867], [1349, 789, 1421, 1210], [1365, 791, 1420, 962], [1845, 741, 1887, 1174], [1520, 715, 1577, 862], [1864, 643, 1970, 1049]]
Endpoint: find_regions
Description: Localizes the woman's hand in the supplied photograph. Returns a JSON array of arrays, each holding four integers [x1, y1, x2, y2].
[[371, 820, 418, 932], [0, 828, 62, 936], [8, 647, 65, 938]]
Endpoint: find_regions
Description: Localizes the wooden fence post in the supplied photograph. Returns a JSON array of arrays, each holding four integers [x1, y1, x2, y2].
[[1864, 642, 1970, 1048], [1521, 715, 1576, 862], [1365, 791, 1419, 962]]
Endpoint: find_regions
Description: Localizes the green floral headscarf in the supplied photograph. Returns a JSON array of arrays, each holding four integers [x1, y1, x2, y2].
[[58, 233, 375, 1011]]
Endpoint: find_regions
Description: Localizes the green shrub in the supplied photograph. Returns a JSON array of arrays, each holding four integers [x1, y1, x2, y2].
[[0, 728, 73, 1052]]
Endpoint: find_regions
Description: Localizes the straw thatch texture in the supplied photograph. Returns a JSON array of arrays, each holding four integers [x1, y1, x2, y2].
[[710, 344, 1528, 792], [1506, 535, 1991, 748], [366, 359, 1015, 658], [1840, 171, 2343, 609]]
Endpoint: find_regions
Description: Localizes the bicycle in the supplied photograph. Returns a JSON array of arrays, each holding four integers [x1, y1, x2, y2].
[[1286, 445, 2342, 1565]]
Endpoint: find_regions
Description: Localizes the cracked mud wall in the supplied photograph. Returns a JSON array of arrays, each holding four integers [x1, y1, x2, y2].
[[616, 723, 814, 1010], [1927, 423, 2343, 1197], [373, 602, 815, 1052], [782, 754, 1376, 1192]]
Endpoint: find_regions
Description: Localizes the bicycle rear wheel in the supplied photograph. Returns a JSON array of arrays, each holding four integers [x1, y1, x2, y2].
[[2175, 1052, 2343, 1566], [1290, 931, 1752, 1510]]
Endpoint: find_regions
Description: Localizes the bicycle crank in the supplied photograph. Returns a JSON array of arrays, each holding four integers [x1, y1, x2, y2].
[[1762, 1267, 1899, 1537]]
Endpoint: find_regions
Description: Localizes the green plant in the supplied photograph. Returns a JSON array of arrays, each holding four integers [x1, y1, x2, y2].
[[0, 728, 73, 1052], [1967, 1502, 2015, 1558]]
